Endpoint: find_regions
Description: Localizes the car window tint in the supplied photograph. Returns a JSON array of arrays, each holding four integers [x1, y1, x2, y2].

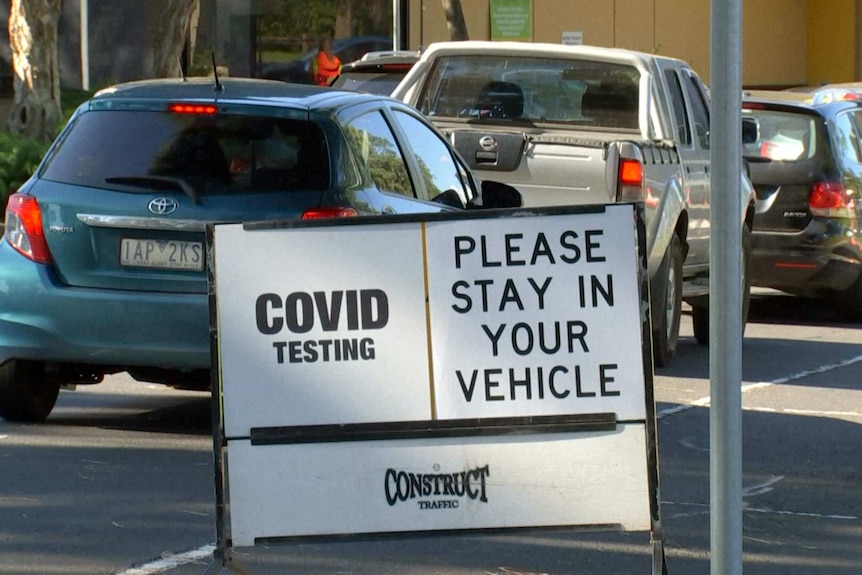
[[344, 110, 414, 197], [393, 110, 468, 205], [417, 55, 637, 128], [741, 109, 818, 161], [332, 72, 406, 95], [838, 111, 862, 163], [682, 70, 710, 149], [663, 70, 691, 146], [41, 110, 329, 193]]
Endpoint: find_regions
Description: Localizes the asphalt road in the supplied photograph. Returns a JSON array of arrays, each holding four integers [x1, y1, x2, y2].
[[0, 290, 860, 575]]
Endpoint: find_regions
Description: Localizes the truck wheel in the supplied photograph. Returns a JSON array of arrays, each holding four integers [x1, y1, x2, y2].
[[692, 226, 752, 345], [0, 360, 60, 423], [653, 235, 683, 367]]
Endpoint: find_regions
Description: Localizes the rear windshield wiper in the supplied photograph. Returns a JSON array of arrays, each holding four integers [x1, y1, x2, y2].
[[104, 176, 200, 204]]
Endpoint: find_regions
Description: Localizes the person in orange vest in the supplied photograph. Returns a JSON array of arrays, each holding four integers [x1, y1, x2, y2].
[[311, 36, 342, 86]]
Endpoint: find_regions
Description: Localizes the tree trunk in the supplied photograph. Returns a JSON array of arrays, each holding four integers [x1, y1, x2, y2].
[[146, 0, 200, 78], [334, 0, 353, 38], [7, 0, 63, 143], [440, 0, 469, 41]]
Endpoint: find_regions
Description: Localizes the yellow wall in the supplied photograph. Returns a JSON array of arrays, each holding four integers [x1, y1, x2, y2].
[[654, 0, 710, 76], [410, 0, 817, 88], [807, 0, 857, 84], [533, 2, 614, 47], [614, 0, 656, 53], [743, 0, 807, 87]]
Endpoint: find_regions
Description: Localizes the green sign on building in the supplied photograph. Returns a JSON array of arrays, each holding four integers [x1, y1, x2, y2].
[[490, 0, 532, 41]]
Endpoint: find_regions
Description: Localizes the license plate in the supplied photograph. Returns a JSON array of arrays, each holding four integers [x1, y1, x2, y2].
[[120, 238, 204, 271]]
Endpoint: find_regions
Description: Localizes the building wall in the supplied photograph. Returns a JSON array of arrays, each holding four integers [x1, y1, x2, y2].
[[807, 0, 858, 85], [409, 0, 811, 88], [742, 0, 807, 87]]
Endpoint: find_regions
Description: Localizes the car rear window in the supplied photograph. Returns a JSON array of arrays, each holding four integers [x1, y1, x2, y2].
[[41, 110, 330, 194], [332, 71, 407, 95], [415, 55, 640, 129], [741, 108, 819, 161]]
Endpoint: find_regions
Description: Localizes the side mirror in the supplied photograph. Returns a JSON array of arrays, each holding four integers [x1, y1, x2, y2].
[[742, 117, 760, 144], [471, 180, 523, 209], [430, 189, 467, 209]]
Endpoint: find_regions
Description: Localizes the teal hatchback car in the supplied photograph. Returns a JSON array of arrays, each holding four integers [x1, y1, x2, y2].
[[0, 77, 520, 422]]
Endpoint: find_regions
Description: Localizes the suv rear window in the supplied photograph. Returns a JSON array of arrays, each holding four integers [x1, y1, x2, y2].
[[416, 55, 640, 129], [41, 110, 330, 194], [742, 108, 819, 161], [332, 71, 407, 95]]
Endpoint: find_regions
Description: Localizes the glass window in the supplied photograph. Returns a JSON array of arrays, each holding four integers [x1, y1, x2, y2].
[[835, 111, 862, 163], [393, 110, 468, 205], [417, 55, 639, 129], [41, 110, 330, 193], [331, 71, 408, 95], [664, 70, 691, 146], [343, 110, 414, 197], [682, 71, 711, 149], [741, 109, 818, 162]]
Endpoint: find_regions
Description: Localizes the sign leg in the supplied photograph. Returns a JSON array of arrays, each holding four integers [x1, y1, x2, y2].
[[651, 536, 669, 575]]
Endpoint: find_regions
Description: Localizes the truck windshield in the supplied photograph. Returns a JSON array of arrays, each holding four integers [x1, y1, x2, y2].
[[416, 55, 640, 129]]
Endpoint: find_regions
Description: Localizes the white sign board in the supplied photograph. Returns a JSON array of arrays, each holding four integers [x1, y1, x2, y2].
[[228, 427, 650, 545], [210, 205, 656, 548], [562, 30, 583, 45]]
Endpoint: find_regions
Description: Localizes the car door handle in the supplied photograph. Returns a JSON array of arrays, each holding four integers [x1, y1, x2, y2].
[[475, 151, 498, 164]]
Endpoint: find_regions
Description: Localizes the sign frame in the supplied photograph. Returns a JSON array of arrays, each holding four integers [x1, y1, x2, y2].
[[204, 204, 666, 574]]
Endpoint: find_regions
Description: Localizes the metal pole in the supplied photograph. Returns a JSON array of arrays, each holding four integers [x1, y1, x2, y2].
[[80, 0, 89, 91], [710, 1, 743, 574], [393, 0, 401, 50]]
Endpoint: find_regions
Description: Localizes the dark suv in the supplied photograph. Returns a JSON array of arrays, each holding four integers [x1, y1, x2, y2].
[[331, 51, 419, 95], [742, 87, 862, 317]]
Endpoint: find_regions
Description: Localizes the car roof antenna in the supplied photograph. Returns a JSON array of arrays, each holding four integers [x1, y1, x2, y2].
[[211, 51, 224, 93]]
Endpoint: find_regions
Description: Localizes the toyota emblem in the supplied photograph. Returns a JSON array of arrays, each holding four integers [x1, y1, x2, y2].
[[148, 197, 179, 215], [479, 135, 498, 151]]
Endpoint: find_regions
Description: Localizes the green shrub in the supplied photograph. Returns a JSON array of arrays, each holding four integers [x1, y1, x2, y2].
[[0, 131, 51, 207]]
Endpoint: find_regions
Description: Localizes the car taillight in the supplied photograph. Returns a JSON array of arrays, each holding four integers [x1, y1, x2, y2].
[[617, 158, 644, 202], [168, 103, 218, 115], [379, 63, 414, 72], [301, 207, 359, 220], [809, 181, 854, 217], [5, 193, 52, 264]]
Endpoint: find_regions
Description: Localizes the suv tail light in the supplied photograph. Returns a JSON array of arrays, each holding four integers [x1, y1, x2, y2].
[[617, 158, 645, 202], [301, 206, 359, 220], [5, 193, 52, 264], [809, 181, 855, 217]]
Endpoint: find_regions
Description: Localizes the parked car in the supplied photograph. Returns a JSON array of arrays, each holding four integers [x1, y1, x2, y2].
[[742, 87, 862, 317], [0, 77, 521, 423], [257, 35, 393, 84], [331, 51, 420, 95]]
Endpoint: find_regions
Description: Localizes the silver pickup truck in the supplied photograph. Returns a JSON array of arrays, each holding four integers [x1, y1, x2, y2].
[[393, 41, 755, 366]]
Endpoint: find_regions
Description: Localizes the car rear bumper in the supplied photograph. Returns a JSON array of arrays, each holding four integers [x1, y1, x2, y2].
[[0, 247, 211, 370], [750, 226, 862, 294]]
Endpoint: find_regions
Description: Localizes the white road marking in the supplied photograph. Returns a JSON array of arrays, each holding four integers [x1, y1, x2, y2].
[[741, 475, 784, 497], [115, 544, 215, 575], [657, 354, 862, 420]]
